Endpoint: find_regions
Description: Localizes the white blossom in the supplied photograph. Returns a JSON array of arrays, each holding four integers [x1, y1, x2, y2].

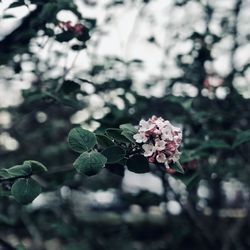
[[142, 143, 156, 157], [156, 152, 167, 163], [155, 139, 166, 151], [139, 119, 155, 132], [133, 132, 148, 143]]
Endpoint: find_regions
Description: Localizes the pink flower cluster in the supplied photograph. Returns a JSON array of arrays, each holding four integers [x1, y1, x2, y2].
[[59, 21, 84, 35], [133, 116, 182, 170]]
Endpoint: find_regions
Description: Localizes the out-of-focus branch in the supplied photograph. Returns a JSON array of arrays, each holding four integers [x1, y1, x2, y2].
[[0, 238, 15, 250]]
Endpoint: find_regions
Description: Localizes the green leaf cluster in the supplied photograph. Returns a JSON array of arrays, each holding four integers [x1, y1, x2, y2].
[[67, 124, 151, 176], [0, 160, 47, 204]]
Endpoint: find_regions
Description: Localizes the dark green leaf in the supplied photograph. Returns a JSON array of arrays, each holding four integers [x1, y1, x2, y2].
[[96, 134, 115, 148], [175, 172, 200, 189], [119, 123, 137, 133], [121, 130, 136, 143], [15, 243, 27, 250], [233, 129, 250, 148], [73, 151, 107, 176], [127, 154, 150, 174], [102, 146, 126, 163], [11, 178, 41, 205], [171, 161, 185, 174], [23, 160, 47, 174], [68, 127, 97, 153], [200, 139, 231, 150], [0, 164, 31, 178], [105, 128, 130, 143]]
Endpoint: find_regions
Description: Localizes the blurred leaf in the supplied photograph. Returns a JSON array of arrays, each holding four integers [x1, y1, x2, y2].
[[127, 154, 150, 174], [73, 151, 107, 176], [11, 178, 41, 204], [15, 243, 27, 250], [68, 127, 97, 153], [119, 123, 137, 133], [96, 134, 115, 148], [199, 139, 231, 150], [233, 129, 250, 148], [0, 164, 31, 178], [106, 128, 130, 143], [23, 160, 47, 174], [171, 161, 185, 174], [174, 172, 200, 189], [102, 146, 126, 163], [121, 130, 136, 143]]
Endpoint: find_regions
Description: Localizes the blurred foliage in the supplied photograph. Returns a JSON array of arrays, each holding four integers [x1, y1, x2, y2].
[[0, 0, 250, 249]]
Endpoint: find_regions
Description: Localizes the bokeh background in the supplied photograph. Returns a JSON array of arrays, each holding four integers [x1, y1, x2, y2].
[[1, 0, 250, 249]]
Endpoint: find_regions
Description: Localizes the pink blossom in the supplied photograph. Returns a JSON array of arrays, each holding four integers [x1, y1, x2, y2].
[[142, 143, 156, 157], [165, 141, 177, 153], [148, 154, 156, 163], [134, 116, 183, 173], [155, 139, 166, 151], [156, 153, 167, 163], [161, 126, 174, 141], [139, 119, 155, 132], [169, 150, 181, 163], [133, 132, 148, 143]]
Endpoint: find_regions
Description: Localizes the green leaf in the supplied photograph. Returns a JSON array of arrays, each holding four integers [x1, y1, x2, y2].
[[23, 160, 47, 174], [0, 164, 31, 178], [102, 146, 126, 163], [233, 129, 250, 148], [199, 139, 231, 150], [127, 154, 150, 174], [174, 172, 200, 189], [105, 128, 130, 143], [73, 151, 107, 176], [119, 123, 137, 133], [68, 127, 97, 153], [96, 134, 115, 148], [11, 178, 41, 205], [121, 130, 136, 143], [15, 243, 27, 250], [171, 161, 185, 174]]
